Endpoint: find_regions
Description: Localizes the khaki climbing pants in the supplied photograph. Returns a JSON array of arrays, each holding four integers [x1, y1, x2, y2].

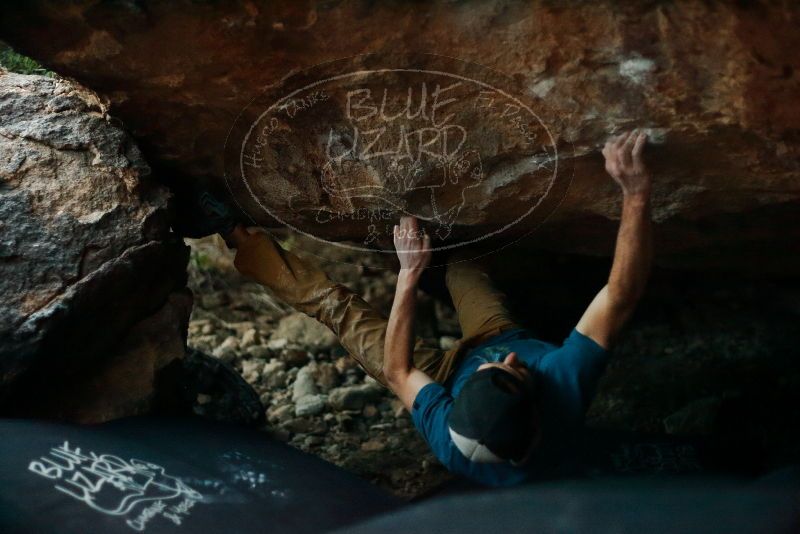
[[233, 231, 518, 386]]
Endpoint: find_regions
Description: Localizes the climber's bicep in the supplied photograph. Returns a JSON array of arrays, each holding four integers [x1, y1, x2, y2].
[[575, 285, 632, 350]]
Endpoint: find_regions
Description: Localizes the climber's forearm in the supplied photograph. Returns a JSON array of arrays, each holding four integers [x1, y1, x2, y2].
[[607, 191, 653, 308], [383, 270, 434, 410], [577, 192, 652, 348], [383, 270, 420, 382]]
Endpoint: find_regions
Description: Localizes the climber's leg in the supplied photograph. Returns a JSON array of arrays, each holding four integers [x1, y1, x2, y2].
[[230, 227, 445, 385], [446, 255, 519, 346], [410, 256, 521, 383]]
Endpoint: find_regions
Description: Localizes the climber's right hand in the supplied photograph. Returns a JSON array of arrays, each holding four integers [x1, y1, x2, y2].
[[393, 216, 431, 276], [602, 129, 651, 197]]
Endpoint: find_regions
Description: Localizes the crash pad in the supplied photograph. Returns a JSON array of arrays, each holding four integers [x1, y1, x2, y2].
[[0, 416, 399, 534]]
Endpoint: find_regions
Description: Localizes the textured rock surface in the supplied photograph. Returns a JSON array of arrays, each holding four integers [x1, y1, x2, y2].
[[0, 70, 190, 418], [1, 1, 799, 271]]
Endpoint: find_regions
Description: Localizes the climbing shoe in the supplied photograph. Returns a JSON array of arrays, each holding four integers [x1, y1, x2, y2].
[[173, 188, 238, 239]]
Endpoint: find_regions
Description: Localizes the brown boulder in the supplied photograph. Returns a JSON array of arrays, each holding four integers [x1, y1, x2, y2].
[[1, 1, 799, 271], [0, 70, 190, 420]]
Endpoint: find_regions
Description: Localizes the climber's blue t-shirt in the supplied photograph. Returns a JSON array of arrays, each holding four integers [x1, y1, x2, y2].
[[411, 328, 608, 487]]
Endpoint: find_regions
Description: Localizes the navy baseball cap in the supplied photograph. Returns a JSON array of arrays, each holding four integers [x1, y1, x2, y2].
[[447, 367, 538, 463]]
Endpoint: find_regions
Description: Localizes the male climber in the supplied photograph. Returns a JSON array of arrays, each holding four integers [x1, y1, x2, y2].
[[189, 128, 652, 487]]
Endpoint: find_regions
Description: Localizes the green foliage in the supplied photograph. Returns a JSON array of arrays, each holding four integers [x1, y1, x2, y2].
[[281, 233, 298, 252], [190, 249, 213, 272], [0, 42, 53, 76]]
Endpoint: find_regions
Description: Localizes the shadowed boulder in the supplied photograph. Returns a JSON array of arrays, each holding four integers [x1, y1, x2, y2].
[[0, 70, 190, 421]]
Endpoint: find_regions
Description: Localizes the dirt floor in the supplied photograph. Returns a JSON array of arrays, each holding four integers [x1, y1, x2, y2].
[[185, 231, 800, 499]]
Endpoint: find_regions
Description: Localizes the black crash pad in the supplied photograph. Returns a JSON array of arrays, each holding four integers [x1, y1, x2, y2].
[[0, 417, 399, 534], [341, 475, 800, 534]]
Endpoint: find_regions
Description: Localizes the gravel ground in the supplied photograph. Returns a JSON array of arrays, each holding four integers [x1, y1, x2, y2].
[[186, 233, 457, 499]]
